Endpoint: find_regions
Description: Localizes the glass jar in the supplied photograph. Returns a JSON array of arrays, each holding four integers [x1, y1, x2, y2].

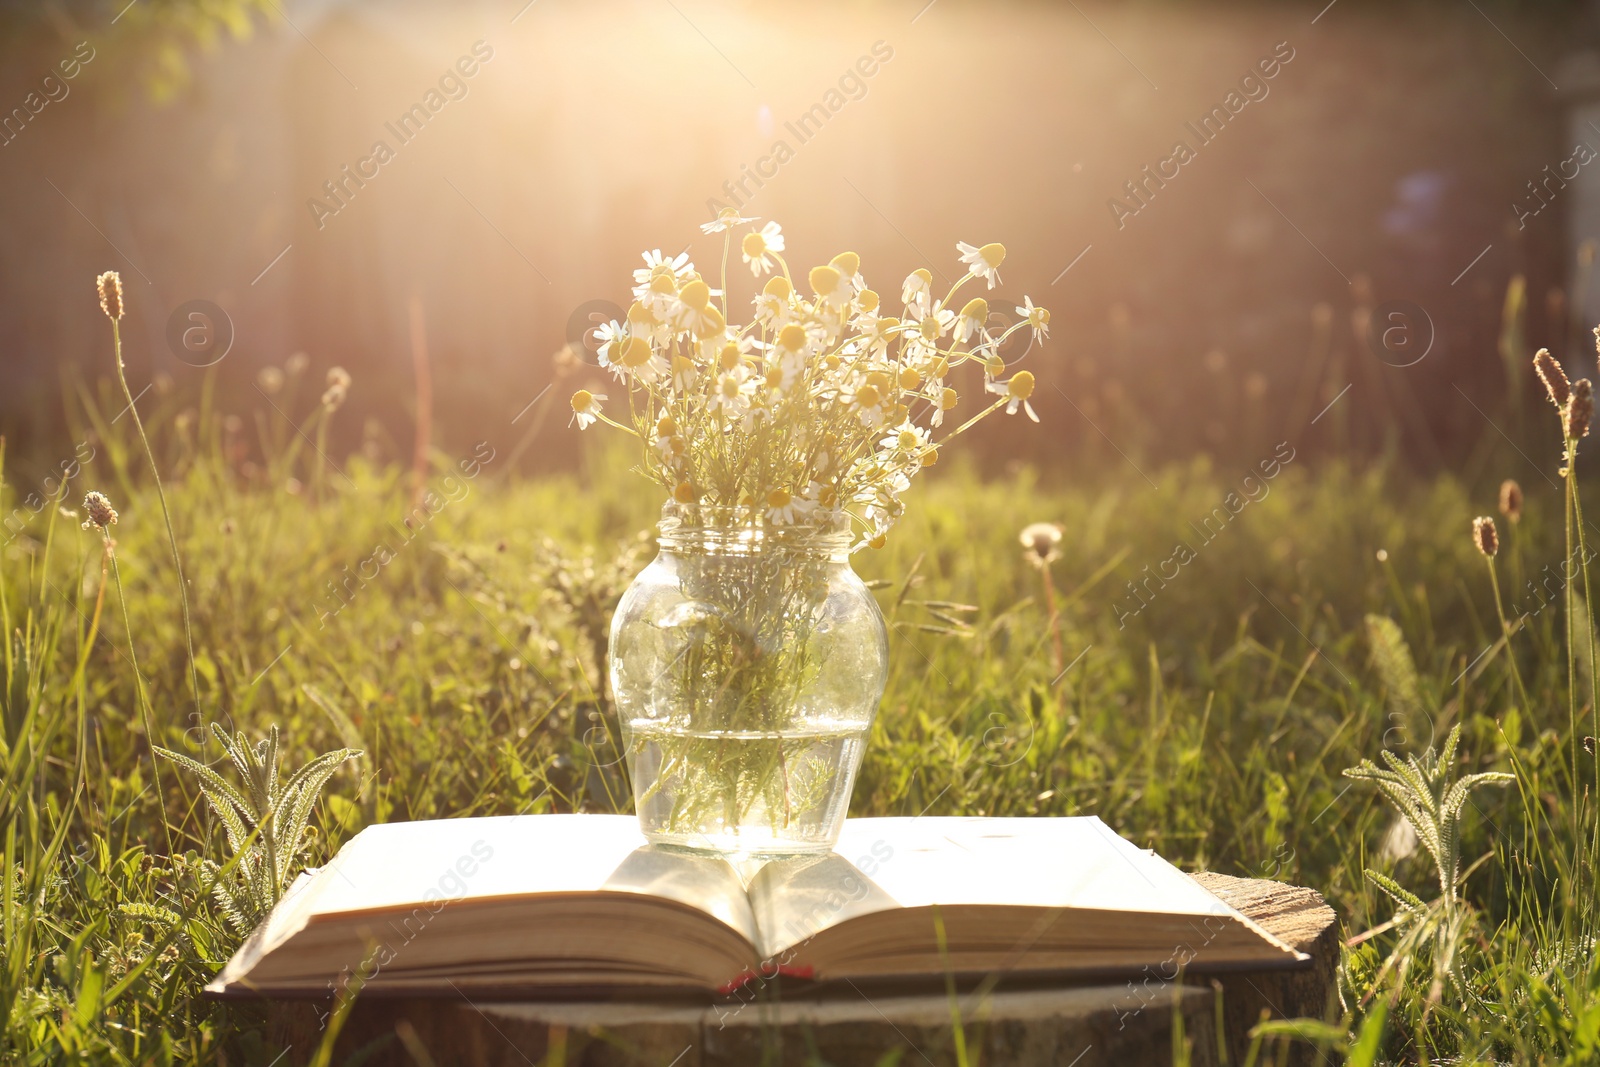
[[609, 502, 889, 856]]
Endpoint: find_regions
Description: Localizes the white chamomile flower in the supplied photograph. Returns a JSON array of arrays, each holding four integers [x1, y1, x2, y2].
[[653, 413, 678, 450], [633, 248, 695, 290], [904, 303, 955, 358], [929, 385, 958, 428], [829, 252, 866, 297], [604, 334, 666, 384], [669, 352, 698, 392], [953, 297, 990, 344], [592, 319, 626, 364], [673, 278, 727, 338], [849, 290, 883, 331], [901, 269, 933, 316], [1017, 296, 1050, 342], [879, 421, 931, 456], [799, 480, 839, 517], [853, 316, 898, 359], [987, 370, 1038, 422], [569, 389, 606, 429], [701, 206, 756, 234], [956, 240, 1006, 289], [637, 271, 681, 318], [708, 367, 754, 418], [809, 264, 853, 312], [742, 221, 785, 277], [764, 487, 815, 525], [753, 275, 798, 330]]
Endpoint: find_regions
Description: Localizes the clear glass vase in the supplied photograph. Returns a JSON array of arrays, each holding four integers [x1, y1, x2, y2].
[[610, 502, 889, 856]]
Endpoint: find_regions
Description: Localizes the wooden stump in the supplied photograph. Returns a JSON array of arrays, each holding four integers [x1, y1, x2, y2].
[[267, 875, 1339, 1067]]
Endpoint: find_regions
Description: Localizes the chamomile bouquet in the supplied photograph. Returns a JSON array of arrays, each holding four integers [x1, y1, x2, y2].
[[571, 209, 1046, 548], [575, 211, 1048, 852]]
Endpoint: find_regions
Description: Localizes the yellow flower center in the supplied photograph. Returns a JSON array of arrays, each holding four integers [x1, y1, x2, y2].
[[1009, 371, 1036, 400], [719, 344, 742, 372], [778, 323, 807, 351], [649, 274, 677, 296], [692, 306, 726, 339], [855, 384, 881, 408], [720, 375, 742, 399], [987, 354, 1006, 377], [866, 370, 891, 392], [960, 297, 988, 322], [898, 367, 921, 389], [767, 488, 792, 508], [743, 233, 768, 258], [763, 275, 792, 299], [940, 387, 958, 410], [929, 356, 949, 379], [679, 279, 711, 310], [897, 430, 919, 450], [810, 265, 841, 297], [822, 354, 841, 371], [613, 336, 648, 368], [830, 251, 860, 276], [868, 533, 887, 549], [909, 268, 932, 289], [657, 414, 677, 436], [979, 242, 1006, 269], [766, 366, 784, 388], [919, 316, 941, 341], [671, 354, 694, 376], [570, 389, 593, 412], [1032, 307, 1051, 327], [923, 447, 939, 466], [858, 289, 880, 313], [627, 301, 654, 326], [674, 481, 696, 502]]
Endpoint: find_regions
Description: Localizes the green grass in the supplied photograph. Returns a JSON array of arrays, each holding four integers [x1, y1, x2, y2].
[[3, 376, 1598, 1065]]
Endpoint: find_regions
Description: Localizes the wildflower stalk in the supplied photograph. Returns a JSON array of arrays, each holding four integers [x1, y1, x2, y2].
[[1021, 523, 1065, 673], [97, 273, 203, 725], [1568, 456, 1600, 783], [1041, 563, 1063, 673], [87, 497, 177, 858], [1482, 548, 1531, 717]]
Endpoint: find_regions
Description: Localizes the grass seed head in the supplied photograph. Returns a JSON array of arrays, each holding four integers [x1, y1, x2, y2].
[[1568, 378, 1594, 440], [1473, 515, 1499, 558], [1019, 521, 1063, 566], [82, 491, 118, 531], [95, 271, 124, 321], [1535, 348, 1570, 409], [1498, 479, 1523, 524], [322, 366, 352, 411]]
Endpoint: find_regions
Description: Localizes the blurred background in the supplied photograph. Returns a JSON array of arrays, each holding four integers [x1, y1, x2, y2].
[[0, 0, 1593, 482]]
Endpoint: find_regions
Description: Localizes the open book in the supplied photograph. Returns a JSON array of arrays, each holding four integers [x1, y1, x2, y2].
[[207, 814, 1307, 998]]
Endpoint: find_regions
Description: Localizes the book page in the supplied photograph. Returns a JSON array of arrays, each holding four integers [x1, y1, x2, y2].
[[747, 853, 902, 960], [829, 816, 1238, 917], [212, 813, 763, 992], [308, 815, 754, 939], [745, 816, 1302, 977]]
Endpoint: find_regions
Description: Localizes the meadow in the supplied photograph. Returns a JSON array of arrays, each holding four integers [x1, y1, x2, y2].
[[3, 356, 1598, 1066]]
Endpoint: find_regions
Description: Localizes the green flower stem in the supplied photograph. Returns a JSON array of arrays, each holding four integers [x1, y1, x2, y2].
[[109, 316, 202, 724], [100, 527, 176, 859], [1485, 557, 1532, 718]]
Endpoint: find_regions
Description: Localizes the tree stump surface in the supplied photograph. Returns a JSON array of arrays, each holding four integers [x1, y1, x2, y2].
[[267, 874, 1340, 1067]]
